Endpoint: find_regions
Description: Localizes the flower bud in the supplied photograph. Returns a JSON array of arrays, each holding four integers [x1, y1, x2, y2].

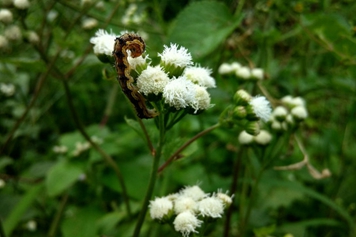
[[233, 106, 247, 119], [238, 130, 254, 145], [291, 106, 308, 120], [273, 106, 288, 121], [245, 121, 260, 136], [233, 89, 251, 106], [254, 130, 272, 145]]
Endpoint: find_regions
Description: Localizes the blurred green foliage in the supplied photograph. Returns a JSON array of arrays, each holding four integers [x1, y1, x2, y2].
[[1, 0, 356, 237]]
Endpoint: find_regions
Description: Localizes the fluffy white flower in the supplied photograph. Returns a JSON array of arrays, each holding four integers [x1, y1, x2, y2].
[[127, 52, 148, 71], [173, 211, 202, 237], [82, 18, 98, 30], [0, 9, 13, 24], [163, 76, 195, 110], [215, 191, 233, 207], [89, 29, 116, 56], [183, 66, 216, 88], [291, 106, 308, 119], [149, 197, 173, 220], [180, 185, 207, 201], [158, 43, 193, 68], [254, 130, 272, 145], [249, 96, 272, 122], [137, 66, 169, 96], [174, 196, 197, 214], [13, 0, 30, 9], [197, 196, 224, 218], [238, 130, 254, 145], [190, 85, 211, 113], [0, 83, 15, 96], [4, 25, 22, 41], [250, 68, 264, 80], [235, 66, 251, 79]]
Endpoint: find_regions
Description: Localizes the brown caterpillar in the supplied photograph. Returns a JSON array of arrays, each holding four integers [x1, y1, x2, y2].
[[113, 33, 158, 119]]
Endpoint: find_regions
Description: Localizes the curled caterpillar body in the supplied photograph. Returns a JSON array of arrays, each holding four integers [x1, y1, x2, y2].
[[113, 33, 158, 119]]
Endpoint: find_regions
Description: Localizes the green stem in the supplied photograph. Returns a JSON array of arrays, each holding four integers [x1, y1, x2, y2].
[[0, 219, 6, 237], [132, 114, 166, 237]]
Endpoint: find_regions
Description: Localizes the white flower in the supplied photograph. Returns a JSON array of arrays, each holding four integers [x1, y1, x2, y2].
[[127, 52, 148, 71], [250, 68, 264, 80], [271, 119, 283, 131], [4, 25, 22, 41], [254, 130, 272, 145], [173, 211, 202, 237], [13, 0, 30, 9], [149, 197, 173, 220], [190, 85, 212, 113], [291, 106, 308, 119], [27, 31, 39, 44], [163, 76, 195, 110], [179, 185, 207, 201], [183, 66, 216, 88], [0, 83, 15, 96], [137, 66, 169, 96], [218, 63, 234, 74], [82, 18, 98, 30], [174, 196, 197, 214], [158, 43, 193, 68], [273, 106, 288, 118], [235, 66, 251, 79], [0, 9, 13, 24], [215, 191, 233, 207], [52, 145, 68, 154], [89, 29, 116, 56], [197, 196, 224, 218], [47, 10, 58, 22], [0, 35, 9, 50], [238, 130, 254, 145], [249, 96, 272, 122]]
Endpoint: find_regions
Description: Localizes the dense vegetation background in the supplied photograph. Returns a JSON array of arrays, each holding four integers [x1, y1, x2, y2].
[[1, 0, 355, 236]]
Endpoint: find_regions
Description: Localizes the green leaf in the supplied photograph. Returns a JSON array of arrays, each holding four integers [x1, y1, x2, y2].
[[168, 1, 243, 59], [3, 184, 44, 236], [61, 207, 103, 237], [46, 160, 84, 196]]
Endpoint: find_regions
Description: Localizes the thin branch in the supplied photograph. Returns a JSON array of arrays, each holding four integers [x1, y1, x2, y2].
[[158, 123, 220, 173]]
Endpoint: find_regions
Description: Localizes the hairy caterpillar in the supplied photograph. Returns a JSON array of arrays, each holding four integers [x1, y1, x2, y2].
[[113, 33, 158, 119]]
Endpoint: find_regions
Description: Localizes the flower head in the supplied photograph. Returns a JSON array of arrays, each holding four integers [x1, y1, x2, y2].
[[163, 76, 195, 110], [137, 66, 169, 96], [179, 185, 207, 201], [183, 66, 216, 88], [254, 130, 272, 145], [159, 43, 193, 76], [238, 130, 254, 145], [250, 68, 264, 80], [235, 66, 251, 79], [13, 0, 30, 9], [89, 29, 116, 57], [197, 196, 224, 218], [248, 96, 272, 122], [173, 211, 202, 237], [0, 35, 9, 50], [174, 196, 197, 214], [215, 191, 233, 208], [0, 9, 13, 24], [4, 25, 22, 41], [149, 197, 173, 220], [0, 83, 15, 96], [82, 18, 98, 30], [189, 85, 212, 113], [291, 106, 308, 120]]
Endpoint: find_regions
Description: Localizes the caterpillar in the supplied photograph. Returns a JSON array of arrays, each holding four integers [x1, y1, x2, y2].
[[113, 33, 158, 119]]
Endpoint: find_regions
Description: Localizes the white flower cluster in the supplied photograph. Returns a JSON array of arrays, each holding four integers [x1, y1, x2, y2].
[[269, 95, 308, 131], [149, 185, 233, 237], [136, 43, 215, 113], [238, 130, 272, 145], [89, 29, 116, 57], [218, 62, 264, 80]]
